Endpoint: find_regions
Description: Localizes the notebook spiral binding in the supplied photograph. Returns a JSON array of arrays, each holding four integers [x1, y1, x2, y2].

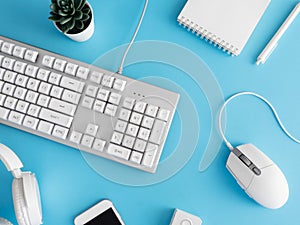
[[177, 16, 239, 56]]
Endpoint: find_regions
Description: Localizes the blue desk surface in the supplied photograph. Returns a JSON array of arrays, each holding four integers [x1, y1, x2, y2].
[[1, 0, 300, 224]]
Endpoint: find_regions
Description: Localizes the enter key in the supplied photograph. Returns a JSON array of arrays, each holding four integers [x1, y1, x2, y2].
[[149, 119, 166, 144]]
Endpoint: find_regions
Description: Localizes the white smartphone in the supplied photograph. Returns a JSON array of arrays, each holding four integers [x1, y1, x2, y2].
[[74, 199, 125, 225]]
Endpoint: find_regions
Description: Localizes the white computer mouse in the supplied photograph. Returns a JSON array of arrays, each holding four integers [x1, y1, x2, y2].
[[226, 143, 289, 209]]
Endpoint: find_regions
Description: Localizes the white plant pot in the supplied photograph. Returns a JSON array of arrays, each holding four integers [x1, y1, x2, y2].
[[54, 2, 94, 42]]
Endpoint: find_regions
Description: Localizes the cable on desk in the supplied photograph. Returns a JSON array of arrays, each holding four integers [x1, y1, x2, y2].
[[218, 91, 300, 151]]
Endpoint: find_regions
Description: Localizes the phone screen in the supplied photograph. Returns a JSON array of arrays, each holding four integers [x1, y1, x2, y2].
[[84, 208, 122, 225]]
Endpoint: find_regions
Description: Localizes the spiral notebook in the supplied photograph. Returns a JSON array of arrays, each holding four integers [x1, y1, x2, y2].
[[177, 0, 270, 56]]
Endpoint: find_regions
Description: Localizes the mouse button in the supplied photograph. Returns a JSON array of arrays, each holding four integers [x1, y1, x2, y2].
[[237, 144, 273, 168], [246, 165, 289, 209], [226, 153, 254, 189]]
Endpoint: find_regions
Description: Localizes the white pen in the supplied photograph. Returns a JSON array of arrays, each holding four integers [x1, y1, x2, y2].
[[256, 2, 300, 65]]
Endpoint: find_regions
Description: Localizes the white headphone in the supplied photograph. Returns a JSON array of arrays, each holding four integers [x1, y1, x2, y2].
[[0, 143, 42, 225]]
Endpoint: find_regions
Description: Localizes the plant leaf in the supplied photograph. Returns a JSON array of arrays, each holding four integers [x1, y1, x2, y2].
[[74, 10, 83, 20], [82, 7, 90, 14], [48, 15, 61, 22], [81, 13, 89, 21], [75, 20, 84, 30], [58, 9, 69, 16], [65, 17, 76, 32], [60, 16, 73, 25], [50, 3, 59, 13]]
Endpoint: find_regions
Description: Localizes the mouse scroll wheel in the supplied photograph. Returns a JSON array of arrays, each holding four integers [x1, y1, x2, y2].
[[239, 154, 252, 166]]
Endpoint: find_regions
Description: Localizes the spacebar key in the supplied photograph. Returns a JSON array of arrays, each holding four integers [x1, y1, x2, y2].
[[39, 108, 73, 128]]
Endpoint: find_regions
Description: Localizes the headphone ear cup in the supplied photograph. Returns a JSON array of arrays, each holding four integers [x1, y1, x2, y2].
[[0, 218, 13, 225], [12, 178, 30, 225]]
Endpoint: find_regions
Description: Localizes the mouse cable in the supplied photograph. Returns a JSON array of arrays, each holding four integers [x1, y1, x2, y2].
[[218, 91, 300, 151], [117, 0, 149, 75]]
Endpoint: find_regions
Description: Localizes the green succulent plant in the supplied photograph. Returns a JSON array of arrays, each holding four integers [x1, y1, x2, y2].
[[49, 0, 91, 34]]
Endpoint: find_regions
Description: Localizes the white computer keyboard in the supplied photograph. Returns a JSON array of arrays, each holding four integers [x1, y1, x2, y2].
[[0, 35, 179, 173]]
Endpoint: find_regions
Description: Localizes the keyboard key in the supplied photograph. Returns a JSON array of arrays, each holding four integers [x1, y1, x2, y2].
[[49, 72, 61, 85], [126, 123, 139, 137], [24, 50, 39, 63], [37, 95, 50, 107], [49, 98, 76, 116], [101, 74, 114, 88], [82, 96, 94, 109], [62, 90, 81, 104], [23, 115, 39, 129], [50, 86, 63, 99], [157, 108, 170, 121], [38, 82, 52, 95], [13, 61, 27, 74], [0, 94, 6, 106], [115, 120, 127, 133], [130, 112, 143, 125], [145, 104, 158, 117], [81, 134, 94, 148], [15, 74, 28, 87], [25, 91, 39, 103], [52, 125, 69, 139], [60, 76, 84, 93], [1, 42, 15, 55], [122, 97, 135, 110], [69, 131, 83, 144], [0, 68, 5, 79], [149, 120, 166, 144], [39, 108, 73, 128], [8, 111, 24, 125], [4, 96, 17, 109], [2, 57, 15, 70], [37, 121, 54, 134], [3, 71, 17, 83], [111, 131, 124, 145], [107, 143, 131, 160], [141, 116, 154, 129], [122, 135, 135, 149], [0, 55, 3, 66], [97, 89, 110, 101], [0, 107, 10, 119], [27, 104, 41, 117], [25, 65, 38, 77], [134, 101, 147, 113], [27, 78, 40, 91], [65, 63, 78, 76], [42, 55, 55, 68], [86, 85, 98, 97], [13, 46, 26, 58], [142, 143, 158, 168], [85, 123, 99, 136], [113, 79, 126, 91], [76, 66, 89, 79], [104, 104, 117, 117], [15, 101, 29, 113], [92, 139, 106, 151], [53, 59, 66, 72], [133, 139, 147, 152], [137, 127, 150, 141], [90, 71, 103, 84], [14, 87, 27, 100], [37, 69, 50, 81], [119, 108, 131, 121], [0, 81, 3, 92], [2, 83, 16, 96], [130, 151, 143, 164], [108, 92, 121, 105]]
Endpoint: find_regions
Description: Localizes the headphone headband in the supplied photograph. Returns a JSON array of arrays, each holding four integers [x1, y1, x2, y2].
[[0, 143, 23, 174]]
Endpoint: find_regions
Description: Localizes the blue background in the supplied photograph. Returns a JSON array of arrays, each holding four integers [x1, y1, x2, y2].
[[1, 0, 300, 224]]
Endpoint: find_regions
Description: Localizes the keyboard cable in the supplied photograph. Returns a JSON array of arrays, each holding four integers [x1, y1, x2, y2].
[[117, 0, 149, 75]]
